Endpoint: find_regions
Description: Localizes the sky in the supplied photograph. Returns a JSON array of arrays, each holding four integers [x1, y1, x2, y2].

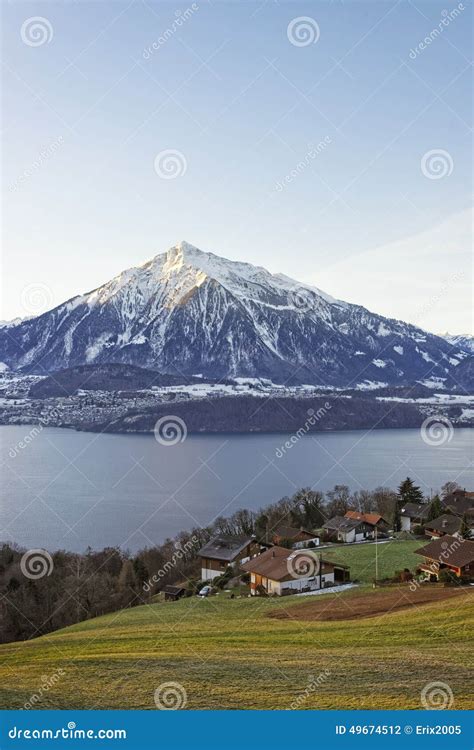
[[1, 0, 472, 333]]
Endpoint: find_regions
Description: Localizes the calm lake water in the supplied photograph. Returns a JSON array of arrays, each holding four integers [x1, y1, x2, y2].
[[1, 425, 473, 552]]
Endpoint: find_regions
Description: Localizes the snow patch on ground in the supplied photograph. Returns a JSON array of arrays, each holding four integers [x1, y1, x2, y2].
[[356, 380, 388, 391], [372, 359, 387, 368], [393, 345, 404, 355]]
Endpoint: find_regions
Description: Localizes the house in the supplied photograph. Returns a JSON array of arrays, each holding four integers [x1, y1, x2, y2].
[[399, 502, 432, 531], [323, 515, 370, 543], [415, 535, 474, 580], [241, 546, 350, 596], [198, 534, 261, 581], [424, 514, 471, 540], [162, 585, 186, 601], [442, 490, 474, 517], [344, 511, 389, 536], [272, 525, 320, 548]]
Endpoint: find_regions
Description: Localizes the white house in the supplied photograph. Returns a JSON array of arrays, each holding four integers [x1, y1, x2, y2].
[[241, 546, 350, 596]]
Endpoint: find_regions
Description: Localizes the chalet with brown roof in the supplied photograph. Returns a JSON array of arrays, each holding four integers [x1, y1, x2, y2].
[[198, 534, 261, 582], [424, 513, 473, 540], [344, 511, 389, 534], [272, 525, 320, 548], [442, 489, 474, 518], [415, 535, 474, 581], [241, 546, 350, 596]]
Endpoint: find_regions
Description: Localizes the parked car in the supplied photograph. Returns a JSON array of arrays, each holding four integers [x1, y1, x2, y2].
[[198, 585, 212, 597]]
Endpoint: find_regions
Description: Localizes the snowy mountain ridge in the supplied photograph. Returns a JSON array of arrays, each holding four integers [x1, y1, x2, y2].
[[0, 241, 471, 387]]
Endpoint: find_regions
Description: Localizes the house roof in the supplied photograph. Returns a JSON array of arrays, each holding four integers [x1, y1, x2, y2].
[[424, 514, 463, 536], [400, 502, 431, 519], [442, 496, 474, 517], [272, 525, 315, 539], [241, 546, 334, 582], [162, 585, 186, 595], [344, 510, 387, 526], [415, 535, 474, 569], [197, 534, 254, 562], [323, 515, 361, 532]]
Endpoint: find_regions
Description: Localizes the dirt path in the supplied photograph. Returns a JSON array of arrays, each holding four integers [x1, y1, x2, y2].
[[268, 586, 472, 622]]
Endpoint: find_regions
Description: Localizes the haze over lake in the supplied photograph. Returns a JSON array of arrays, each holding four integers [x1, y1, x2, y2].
[[1, 426, 473, 553]]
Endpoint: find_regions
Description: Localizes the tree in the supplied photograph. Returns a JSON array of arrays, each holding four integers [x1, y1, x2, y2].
[[441, 481, 461, 498], [397, 478, 424, 504], [459, 514, 472, 540], [426, 495, 442, 522], [326, 485, 351, 517]]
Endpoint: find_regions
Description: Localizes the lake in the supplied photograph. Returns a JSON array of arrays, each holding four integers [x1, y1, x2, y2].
[[1, 425, 473, 552]]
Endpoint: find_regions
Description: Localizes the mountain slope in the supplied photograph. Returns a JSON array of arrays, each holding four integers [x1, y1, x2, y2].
[[0, 242, 470, 387]]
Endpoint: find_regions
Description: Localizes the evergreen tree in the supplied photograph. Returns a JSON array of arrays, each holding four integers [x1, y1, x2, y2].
[[397, 477, 424, 504], [427, 495, 442, 522], [459, 514, 472, 540]]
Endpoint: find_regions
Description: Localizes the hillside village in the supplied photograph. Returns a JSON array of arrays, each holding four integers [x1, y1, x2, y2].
[[193, 486, 474, 599]]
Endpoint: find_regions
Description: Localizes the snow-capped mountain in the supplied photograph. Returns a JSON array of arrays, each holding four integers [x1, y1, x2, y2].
[[0, 241, 471, 387], [439, 333, 474, 354]]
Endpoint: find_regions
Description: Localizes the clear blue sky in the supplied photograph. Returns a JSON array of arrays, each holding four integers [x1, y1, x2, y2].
[[2, 0, 472, 332]]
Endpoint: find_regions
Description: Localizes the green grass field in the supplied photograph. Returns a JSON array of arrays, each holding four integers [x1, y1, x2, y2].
[[0, 541, 472, 710], [321, 538, 421, 583]]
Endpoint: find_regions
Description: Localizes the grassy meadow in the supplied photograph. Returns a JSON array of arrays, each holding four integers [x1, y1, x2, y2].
[[0, 541, 472, 710]]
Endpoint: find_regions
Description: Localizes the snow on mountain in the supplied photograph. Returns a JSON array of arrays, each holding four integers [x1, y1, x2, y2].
[[439, 332, 474, 354], [0, 241, 470, 387]]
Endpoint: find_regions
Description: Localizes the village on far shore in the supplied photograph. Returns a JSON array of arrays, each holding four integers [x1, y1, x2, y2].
[[163, 485, 474, 602]]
